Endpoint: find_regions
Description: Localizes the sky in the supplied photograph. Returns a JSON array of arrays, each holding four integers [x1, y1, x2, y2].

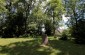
[[58, 14, 70, 30]]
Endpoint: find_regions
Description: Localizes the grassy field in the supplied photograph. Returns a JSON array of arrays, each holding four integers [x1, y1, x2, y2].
[[0, 37, 85, 55]]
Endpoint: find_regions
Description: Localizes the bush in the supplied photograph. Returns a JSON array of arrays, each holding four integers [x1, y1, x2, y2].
[[59, 29, 71, 40], [60, 33, 68, 40], [28, 23, 38, 37]]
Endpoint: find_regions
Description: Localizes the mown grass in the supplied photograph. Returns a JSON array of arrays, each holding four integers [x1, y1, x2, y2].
[[0, 37, 85, 55]]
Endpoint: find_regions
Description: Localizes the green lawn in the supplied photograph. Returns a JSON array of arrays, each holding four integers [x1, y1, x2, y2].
[[0, 37, 85, 55]]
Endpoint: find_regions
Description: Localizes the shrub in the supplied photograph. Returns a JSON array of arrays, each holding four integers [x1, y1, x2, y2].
[[60, 33, 68, 40]]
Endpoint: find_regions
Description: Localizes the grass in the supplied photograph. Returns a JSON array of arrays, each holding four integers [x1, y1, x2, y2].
[[0, 37, 85, 55]]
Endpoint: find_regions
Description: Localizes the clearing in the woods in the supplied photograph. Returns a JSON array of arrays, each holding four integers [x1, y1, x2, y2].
[[0, 37, 85, 55]]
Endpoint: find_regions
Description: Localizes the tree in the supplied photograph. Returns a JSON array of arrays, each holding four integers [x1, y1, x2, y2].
[[45, 0, 64, 35], [0, 0, 47, 37], [65, 0, 85, 44]]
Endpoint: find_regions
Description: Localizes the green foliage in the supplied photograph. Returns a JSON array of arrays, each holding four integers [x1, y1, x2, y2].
[[0, 0, 7, 13], [64, 0, 85, 44], [60, 33, 68, 40], [46, 0, 64, 16], [0, 0, 64, 38], [71, 19, 85, 44], [45, 0, 64, 34], [59, 29, 71, 40], [28, 23, 38, 37], [45, 20, 54, 35]]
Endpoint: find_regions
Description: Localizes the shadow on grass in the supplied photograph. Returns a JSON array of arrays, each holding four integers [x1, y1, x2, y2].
[[49, 40, 85, 55], [0, 39, 52, 55], [0, 39, 85, 55]]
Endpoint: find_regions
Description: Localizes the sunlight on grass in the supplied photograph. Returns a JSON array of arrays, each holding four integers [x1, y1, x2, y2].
[[37, 45, 61, 55], [0, 38, 34, 46], [0, 37, 85, 55], [50, 49, 61, 55]]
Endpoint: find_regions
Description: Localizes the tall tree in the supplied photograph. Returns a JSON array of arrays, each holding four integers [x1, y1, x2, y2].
[[65, 0, 85, 44], [45, 0, 64, 35]]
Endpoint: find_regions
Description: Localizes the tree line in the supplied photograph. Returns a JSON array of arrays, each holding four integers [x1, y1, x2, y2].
[[0, 0, 64, 38], [0, 0, 85, 44]]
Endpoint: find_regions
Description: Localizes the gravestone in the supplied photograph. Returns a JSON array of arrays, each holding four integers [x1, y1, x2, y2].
[[41, 24, 48, 45]]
